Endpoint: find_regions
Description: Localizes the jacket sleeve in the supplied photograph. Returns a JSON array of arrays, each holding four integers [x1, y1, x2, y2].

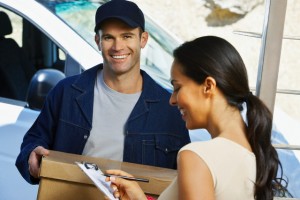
[[15, 83, 61, 184]]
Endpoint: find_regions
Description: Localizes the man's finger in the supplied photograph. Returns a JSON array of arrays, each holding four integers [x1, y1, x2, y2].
[[33, 146, 50, 156], [28, 151, 40, 178], [28, 146, 49, 178]]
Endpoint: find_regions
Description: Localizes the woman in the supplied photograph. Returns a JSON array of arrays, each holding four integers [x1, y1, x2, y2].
[[105, 36, 287, 200]]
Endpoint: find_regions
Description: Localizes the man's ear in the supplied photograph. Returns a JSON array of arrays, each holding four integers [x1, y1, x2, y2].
[[203, 76, 216, 94], [140, 31, 148, 48], [94, 34, 101, 51]]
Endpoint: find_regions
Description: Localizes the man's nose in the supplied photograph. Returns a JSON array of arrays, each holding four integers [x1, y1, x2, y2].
[[112, 38, 124, 51]]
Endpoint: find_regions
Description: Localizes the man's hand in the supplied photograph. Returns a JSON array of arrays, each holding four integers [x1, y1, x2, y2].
[[28, 146, 50, 178]]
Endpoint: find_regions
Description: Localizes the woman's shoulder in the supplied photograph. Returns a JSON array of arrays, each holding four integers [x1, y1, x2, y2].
[[180, 137, 225, 151], [180, 137, 255, 159]]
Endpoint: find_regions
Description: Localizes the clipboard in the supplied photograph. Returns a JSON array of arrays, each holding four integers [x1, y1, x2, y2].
[[75, 162, 118, 200]]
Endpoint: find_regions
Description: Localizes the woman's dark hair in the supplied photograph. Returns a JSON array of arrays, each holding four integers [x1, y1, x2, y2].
[[173, 36, 288, 199]]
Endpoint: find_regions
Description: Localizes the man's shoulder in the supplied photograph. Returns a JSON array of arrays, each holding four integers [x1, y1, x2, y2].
[[49, 64, 100, 97], [58, 64, 101, 85], [141, 70, 171, 97]]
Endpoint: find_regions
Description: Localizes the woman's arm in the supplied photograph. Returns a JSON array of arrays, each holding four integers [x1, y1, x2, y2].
[[177, 150, 215, 200]]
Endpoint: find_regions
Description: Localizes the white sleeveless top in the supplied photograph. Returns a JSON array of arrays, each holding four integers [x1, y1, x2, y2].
[[158, 137, 256, 200]]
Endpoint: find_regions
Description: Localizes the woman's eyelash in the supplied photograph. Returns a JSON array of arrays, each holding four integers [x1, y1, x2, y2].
[[173, 87, 180, 92]]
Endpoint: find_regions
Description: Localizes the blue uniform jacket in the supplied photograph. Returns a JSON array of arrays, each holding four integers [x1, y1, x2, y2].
[[16, 64, 190, 184]]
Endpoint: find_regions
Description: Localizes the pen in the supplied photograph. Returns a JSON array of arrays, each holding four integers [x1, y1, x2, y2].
[[103, 173, 149, 183]]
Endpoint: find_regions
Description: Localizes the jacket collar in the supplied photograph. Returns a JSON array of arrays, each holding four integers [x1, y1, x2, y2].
[[72, 64, 162, 100], [128, 70, 163, 122], [71, 64, 164, 125], [71, 64, 101, 127]]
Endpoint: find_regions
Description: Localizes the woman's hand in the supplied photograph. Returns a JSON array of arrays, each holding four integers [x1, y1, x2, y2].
[[105, 169, 147, 200]]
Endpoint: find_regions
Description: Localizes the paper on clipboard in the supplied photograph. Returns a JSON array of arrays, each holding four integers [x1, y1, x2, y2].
[[75, 162, 118, 200]]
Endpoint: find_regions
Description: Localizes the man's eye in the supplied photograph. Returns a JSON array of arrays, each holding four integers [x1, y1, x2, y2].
[[103, 36, 112, 40], [124, 35, 132, 39]]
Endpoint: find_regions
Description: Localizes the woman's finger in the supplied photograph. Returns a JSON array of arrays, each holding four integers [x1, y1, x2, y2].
[[106, 169, 134, 177]]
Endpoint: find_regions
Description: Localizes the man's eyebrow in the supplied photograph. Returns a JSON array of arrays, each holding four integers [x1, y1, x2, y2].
[[101, 32, 135, 38], [121, 32, 136, 36], [101, 33, 113, 38]]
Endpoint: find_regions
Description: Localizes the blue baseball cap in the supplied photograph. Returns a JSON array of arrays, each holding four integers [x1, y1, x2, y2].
[[94, 0, 145, 32]]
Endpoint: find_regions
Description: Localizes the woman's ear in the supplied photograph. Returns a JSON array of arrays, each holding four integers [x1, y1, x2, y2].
[[203, 76, 216, 94]]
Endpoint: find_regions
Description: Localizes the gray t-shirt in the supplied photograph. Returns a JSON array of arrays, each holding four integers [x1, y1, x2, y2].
[[82, 70, 141, 161]]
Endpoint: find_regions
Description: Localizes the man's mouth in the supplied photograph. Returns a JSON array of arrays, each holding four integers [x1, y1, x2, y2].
[[111, 54, 129, 59]]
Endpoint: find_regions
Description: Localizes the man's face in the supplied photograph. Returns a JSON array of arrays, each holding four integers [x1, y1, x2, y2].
[[95, 19, 148, 76]]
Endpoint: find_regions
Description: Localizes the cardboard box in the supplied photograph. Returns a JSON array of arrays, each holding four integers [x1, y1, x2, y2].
[[37, 150, 177, 200]]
